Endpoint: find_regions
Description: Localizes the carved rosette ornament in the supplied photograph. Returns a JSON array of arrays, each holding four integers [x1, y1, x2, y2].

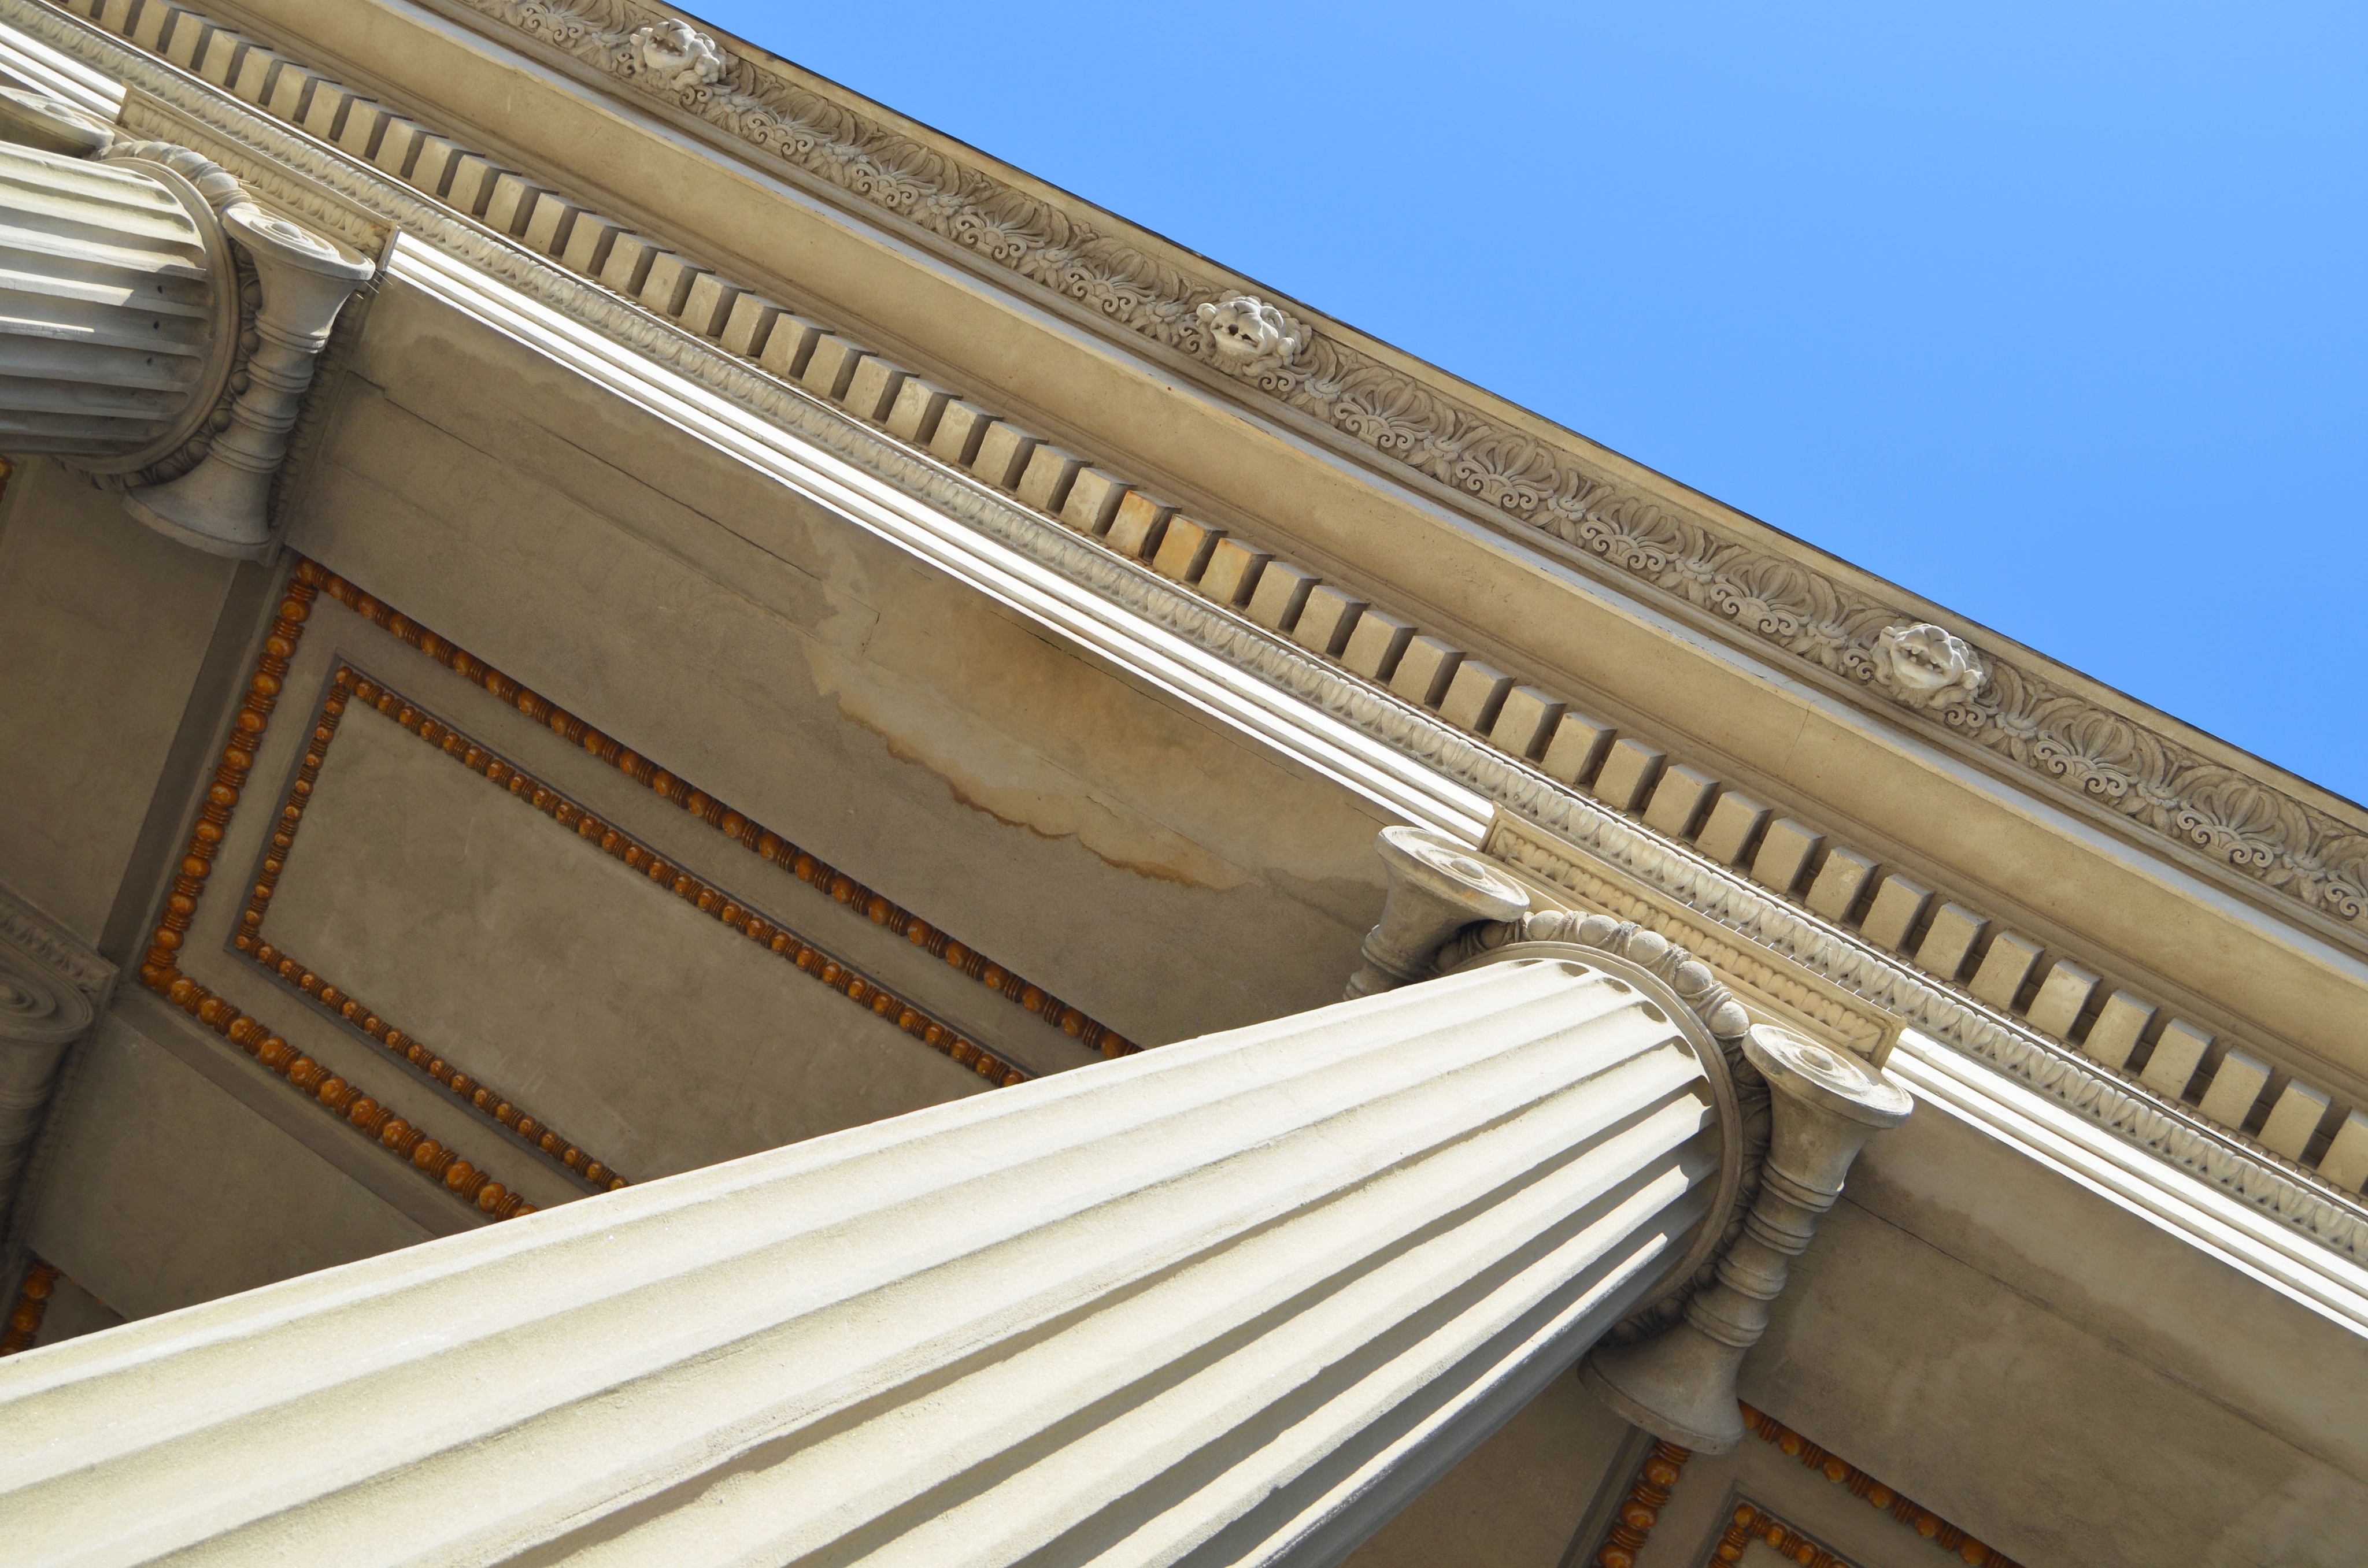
[[1196, 293, 1308, 386], [0, 91, 368, 558], [627, 17, 726, 91], [1868, 621, 1986, 711]]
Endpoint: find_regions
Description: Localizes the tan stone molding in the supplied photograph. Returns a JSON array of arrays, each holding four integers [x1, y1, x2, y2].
[[10, 0, 2361, 1266], [409, 0, 2368, 951]]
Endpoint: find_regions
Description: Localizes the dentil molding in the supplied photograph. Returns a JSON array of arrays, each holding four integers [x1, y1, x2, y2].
[[433, 0, 2368, 948]]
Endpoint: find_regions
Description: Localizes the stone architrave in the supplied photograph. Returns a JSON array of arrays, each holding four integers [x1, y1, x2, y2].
[[0, 954, 1733, 1566]]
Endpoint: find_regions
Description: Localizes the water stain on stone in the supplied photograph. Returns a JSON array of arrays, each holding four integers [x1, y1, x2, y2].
[[830, 687, 1248, 893]]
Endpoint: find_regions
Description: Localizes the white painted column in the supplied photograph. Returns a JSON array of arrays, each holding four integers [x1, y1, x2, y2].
[[0, 954, 1730, 1567], [0, 110, 236, 463]]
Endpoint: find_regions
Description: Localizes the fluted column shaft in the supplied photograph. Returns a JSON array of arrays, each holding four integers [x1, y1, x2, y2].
[[0, 135, 233, 462], [0, 956, 1728, 1567]]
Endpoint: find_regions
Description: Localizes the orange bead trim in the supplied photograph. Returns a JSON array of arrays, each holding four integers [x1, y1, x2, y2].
[[1710, 1502, 1855, 1567], [1590, 1439, 1690, 1568], [2, 1257, 59, 1356], [140, 562, 537, 1222], [235, 664, 626, 1192], [317, 659, 1031, 1089], [1738, 1402, 2020, 1568], [307, 559, 1131, 1062]]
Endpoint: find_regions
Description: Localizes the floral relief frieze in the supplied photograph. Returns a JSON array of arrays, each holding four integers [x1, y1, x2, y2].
[[442, 0, 2368, 941]]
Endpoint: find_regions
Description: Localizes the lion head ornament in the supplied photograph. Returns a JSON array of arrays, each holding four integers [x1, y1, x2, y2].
[[1870, 622, 1986, 710], [629, 19, 726, 92], [1196, 294, 1304, 374]]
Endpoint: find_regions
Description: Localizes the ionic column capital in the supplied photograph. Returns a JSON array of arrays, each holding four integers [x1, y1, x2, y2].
[[0, 109, 369, 558], [1581, 1023, 1911, 1453], [0, 882, 112, 1233], [1344, 825, 1530, 998]]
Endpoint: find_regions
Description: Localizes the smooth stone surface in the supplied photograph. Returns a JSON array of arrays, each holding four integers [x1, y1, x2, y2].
[[0, 459, 235, 943], [20, 1010, 431, 1324]]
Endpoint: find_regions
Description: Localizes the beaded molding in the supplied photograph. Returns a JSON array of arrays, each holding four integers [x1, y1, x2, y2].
[[1731, 1401, 2020, 1568], [138, 565, 538, 1219], [307, 563, 1132, 1069], [232, 664, 629, 1193], [0, 1256, 59, 1355]]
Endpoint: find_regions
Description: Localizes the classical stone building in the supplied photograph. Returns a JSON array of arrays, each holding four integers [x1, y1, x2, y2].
[[1, 3, 2363, 1564]]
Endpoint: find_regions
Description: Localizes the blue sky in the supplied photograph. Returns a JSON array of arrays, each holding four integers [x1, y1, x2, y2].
[[689, 2, 2366, 801]]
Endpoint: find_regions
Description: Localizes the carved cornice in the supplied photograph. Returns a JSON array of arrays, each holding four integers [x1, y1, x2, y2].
[[421, 0, 2368, 949], [115, 87, 388, 257], [12, 0, 2358, 1262]]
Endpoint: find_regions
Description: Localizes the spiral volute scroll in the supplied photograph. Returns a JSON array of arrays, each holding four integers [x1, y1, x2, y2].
[[0, 948, 93, 1049], [0, 946, 95, 1224]]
